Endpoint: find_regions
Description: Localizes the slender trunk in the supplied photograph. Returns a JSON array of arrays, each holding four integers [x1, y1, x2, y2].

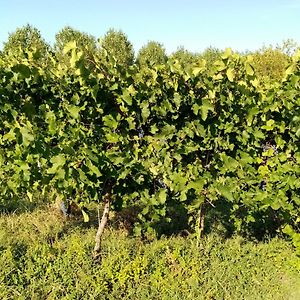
[[93, 193, 110, 259], [196, 203, 205, 246], [199, 205, 205, 238]]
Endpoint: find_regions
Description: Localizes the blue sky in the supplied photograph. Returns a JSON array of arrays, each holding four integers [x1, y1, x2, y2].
[[0, 0, 299, 54]]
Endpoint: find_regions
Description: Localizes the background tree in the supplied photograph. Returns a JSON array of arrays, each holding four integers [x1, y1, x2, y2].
[[251, 46, 290, 81], [136, 41, 167, 67], [2, 24, 49, 61], [53, 26, 97, 71], [279, 39, 299, 56], [169, 46, 199, 66], [199, 47, 222, 69], [54, 26, 97, 56], [99, 29, 134, 68]]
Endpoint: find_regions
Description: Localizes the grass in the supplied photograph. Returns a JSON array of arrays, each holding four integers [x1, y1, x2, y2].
[[0, 206, 299, 300]]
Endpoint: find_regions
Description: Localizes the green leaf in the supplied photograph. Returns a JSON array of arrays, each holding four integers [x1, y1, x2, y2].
[[126, 117, 136, 130], [187, 179, 206, 193], [200, 99, 214, 121], [122, 90, 133, 105], [86, 160, 101, 177], [258, 165, 269, 176], [282, 224, 293, 235], [262, 119, 275, 131], [253, 129, 265, 139], [105, 133, 119, 143], [127, 84, 136, 95], [67, 105, 81, 119], [3, 129, 16, 141], [11, 64, 31, 78], [246, 107, 259, 126], [189, 195, 205, 210], [47, 155, 66, 174], [91, 85, 99, 100], [20, 126, 34, 147], [45, 111, 57, 134], [158, 189, 167, 205], [51, 154, 65, 165], [141, 105, 150, 122], [56, 168, 66, 180], [173, 93, 181, 108], [109, 83, 118, 91], [103, 115, 118, 130], [217, 185, 234, 201]]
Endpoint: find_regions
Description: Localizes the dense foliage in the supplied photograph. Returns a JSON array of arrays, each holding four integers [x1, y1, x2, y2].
[[1, 28, 300, 253]]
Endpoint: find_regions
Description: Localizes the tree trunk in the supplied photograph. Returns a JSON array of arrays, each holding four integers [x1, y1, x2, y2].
[[93, 193, 110, 259]]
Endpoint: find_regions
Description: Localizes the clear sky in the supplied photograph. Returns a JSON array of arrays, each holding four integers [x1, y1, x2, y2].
[[0, 0, 299, 54]]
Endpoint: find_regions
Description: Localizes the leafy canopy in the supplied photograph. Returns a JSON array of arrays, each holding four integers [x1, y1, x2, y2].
[[136, 41, 167, 67], [99, 29, 134, 67], [54, 26, 97, 54], [2, 24, 50, 60]]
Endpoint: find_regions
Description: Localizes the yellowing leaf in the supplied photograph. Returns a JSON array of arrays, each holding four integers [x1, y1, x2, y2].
[[63, 41, 76, 54], [82, 209, 89, 222], [192, 67, 202, 76], [226, 68, 234, 82], [222, 48, 232, 59], [245, 64, 254, 76]]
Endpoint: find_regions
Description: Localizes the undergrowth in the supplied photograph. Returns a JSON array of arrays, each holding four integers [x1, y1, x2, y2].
[[0, 207, 299, 300]]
